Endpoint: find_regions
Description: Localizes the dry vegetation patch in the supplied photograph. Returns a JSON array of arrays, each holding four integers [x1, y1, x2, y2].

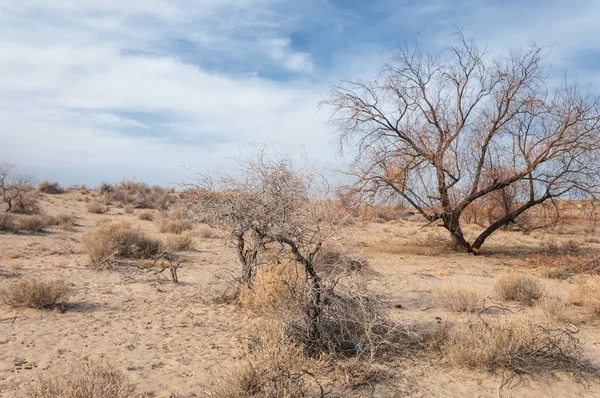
[[38, 181, 65, 194], [440, 315, 594, 375], [0, 213, 52, 233], [157, 219, 193, 234], [164, 232, 193, 251], [494, 272, 544, 305], [123, 204, 134, 214], [569, 275, 600, 315], [436, 285, 483, 313], [25, 359, 136, 398], [0, 279, 71, 309], [82, 220, 161, 265], [138, 210, 154, 221], [86, 202, 110, 214]]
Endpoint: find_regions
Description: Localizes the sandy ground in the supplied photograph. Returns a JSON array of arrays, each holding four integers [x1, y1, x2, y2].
[[1, 191, 600, 397]]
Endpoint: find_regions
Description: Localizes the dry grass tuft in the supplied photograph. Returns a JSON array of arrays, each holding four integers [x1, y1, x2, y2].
[[164, 232, 193, 251], [569, 275, 600, 315], [440, 315, 594, 375], [198, 224, 219, 239], [86, 202, 110, 214], [25, 359, 136, 398], [138, 210, 154, 221], [316, 248, 369, 274], [494, 272, 544, 305], [157, 219, 193, 234], [238, 262, 306, 316], [53, 213, 76, 231], [0, 213, 52, 233], [208, 338, 324, 398], [82, 220, 161, 265], [123, 204, 134, 214], [436, 285, 483, 313], [0, 279, 71, 309], [537, 296, 577, 324]]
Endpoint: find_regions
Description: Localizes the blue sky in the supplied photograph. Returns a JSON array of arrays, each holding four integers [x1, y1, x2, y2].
[[1, 0, 600, 186]]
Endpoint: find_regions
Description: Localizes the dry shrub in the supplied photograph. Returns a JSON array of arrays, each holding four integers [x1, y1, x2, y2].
[[138, 210, 154, 221], [82, 220, 161, 265], [38, 181, 64, 194], [86, 202, 109, 214], [522, 252, 600, 279], [164, 232, 193, 251], [53, 213, 75, 231], [25, 359, 136, 398], [198, 224, 218, 239], [437, 285, 483, 313], [238, 262, 307, 316], [102, 179, 175, 210], [208, 339, 324, 398], [333, 357, 391, 391], [0, 213, 51, 233], [123, 204, 134, 214], [157, 219, 193, 234], [494, 272, 544, 305], [537, 296, 577, 324], [569, 275, 600, 315], [0, 279, 71, 309], [441, 315, 594, 375]]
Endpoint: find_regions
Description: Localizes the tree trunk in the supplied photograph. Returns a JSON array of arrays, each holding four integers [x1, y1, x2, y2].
[[471, 194, 551, 252], [442, 212, 471, 252]]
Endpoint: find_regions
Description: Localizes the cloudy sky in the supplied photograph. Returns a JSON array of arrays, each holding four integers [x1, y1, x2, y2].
[[1, 0, 600, 186]]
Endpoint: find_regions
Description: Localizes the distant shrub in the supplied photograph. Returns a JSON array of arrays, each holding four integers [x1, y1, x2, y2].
[[123, 204, 134, 214], [52, 213, 76, 231], [103, 179, 175, 210], [164, 232, 193, 251], [86, 202, 109, 214], [98, 182, 114, 194], [437, 285, 483, 313], [138, 210, 154, 221], [0, 279, 71, 309], [198, 224, 218, 239], [538, 296, 576, 324], [494, 272, 544, 305], [82, 220, 161, 265], [25, 359, 136, 398], [38, 181, 65, 194], [0, 214, 51, 234], [157, 219, 193, 234]]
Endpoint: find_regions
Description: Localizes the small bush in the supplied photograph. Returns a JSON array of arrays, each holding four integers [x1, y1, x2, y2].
[[208, 339, 323, 398], [437, 285, 483, 313], [25, 359, 136, 398], [157, 219, 193, 234], [123, 204, 134, 214], [86, 202, 110, 214], [570, 275, 600, 315], [138, 210, 154, 221], [440, 315, 593, 375], [53, 213, 76, 231], [0, 279, 71, 309], [238, 262, 306, 316], [198, 224, 218, 239], [538, 296, 576, 324], [82, 221, 161, 265], [164, 232, 193, 251], [494, 272, 544, 305], [0, 214, 51, 233], [38, 181, 65, 194]]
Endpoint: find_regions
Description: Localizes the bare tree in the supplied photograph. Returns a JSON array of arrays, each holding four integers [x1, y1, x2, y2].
[[185, 150, 346, 344], [325, 32, 600, 253], [0, 163, 36, 214]]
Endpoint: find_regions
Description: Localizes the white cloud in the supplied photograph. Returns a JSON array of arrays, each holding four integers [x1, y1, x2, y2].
[[265, 38, 315, 74], [0, 0, 330, 186]]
